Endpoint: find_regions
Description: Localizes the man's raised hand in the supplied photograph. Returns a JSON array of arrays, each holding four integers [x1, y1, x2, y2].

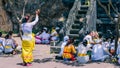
[[36, 9, 40, 15]]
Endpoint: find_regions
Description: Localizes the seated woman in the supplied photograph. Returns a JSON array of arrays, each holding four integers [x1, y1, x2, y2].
[[62, 38, 76, 61], [35, 30, 42, 44], [0, 32, 5, 54], [51, 27, 59, 41], [77, 40, 90, 63], [4, 33, 18, 54], [91, 32, 111, 61], [41, 28, 50, 44]]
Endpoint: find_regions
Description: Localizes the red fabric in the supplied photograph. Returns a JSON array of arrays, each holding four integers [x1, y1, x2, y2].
[[64, 52, 76, 61], [35, 36, 41, 40]]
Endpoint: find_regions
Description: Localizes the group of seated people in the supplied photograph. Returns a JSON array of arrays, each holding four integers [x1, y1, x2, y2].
[[35, 27, 59, 44], [0, 31, 18, 55], [57, 31, 120, 64]]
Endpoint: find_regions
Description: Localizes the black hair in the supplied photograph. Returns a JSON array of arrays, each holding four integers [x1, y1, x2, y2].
[[65, 38, 74, 46], [0, 32, 2, 37], [5, 34, 10, 39], [82, 40, 87, 47], [99, 33, 103, 38], [8, 31, 13, 36]]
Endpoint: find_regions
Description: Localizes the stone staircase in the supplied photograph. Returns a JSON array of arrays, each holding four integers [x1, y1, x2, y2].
[[96, 0, 117, 38], [68, 5, 89, 46], [50, 0, 96, 54]]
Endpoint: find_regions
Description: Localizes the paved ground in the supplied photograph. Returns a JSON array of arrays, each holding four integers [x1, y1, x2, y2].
[[0, 37, 120, 68]]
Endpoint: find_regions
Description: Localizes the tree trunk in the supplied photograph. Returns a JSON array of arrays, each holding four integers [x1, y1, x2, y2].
[[115, 14, 120, 54]]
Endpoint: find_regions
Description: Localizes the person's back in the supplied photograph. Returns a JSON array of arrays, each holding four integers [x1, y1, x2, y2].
[[40, 30, 50, 44], [41, 32, 50, 40], [4, 38, 14, 54], [62, 38, 76, 61], [0, 32, 5, 54], [77, 43, 89, 63], [4, 34, 15, 54], [21, 13, 39, 41], [63, 44, 76, 59], [0, 38, 4, 54]]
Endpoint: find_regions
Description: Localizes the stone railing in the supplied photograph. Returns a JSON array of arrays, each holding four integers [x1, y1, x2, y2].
[[85, 0, 96, 32], [62, 0, 81, 35]]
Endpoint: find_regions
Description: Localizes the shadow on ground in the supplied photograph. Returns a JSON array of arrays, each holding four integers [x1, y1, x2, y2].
[[33, 58, 85, 67], [33, 57, 120, 67]]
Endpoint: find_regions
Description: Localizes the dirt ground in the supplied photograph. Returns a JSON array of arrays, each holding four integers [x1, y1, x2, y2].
[[0, 37, 120, 68]]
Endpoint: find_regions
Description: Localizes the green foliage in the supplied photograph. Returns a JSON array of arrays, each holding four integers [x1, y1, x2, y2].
[[0, 30, 7, 34]]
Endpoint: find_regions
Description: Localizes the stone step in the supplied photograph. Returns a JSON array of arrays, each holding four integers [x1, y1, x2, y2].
[[76, 14, 86, 19], [97, 8, 114, 13], [70, 29, 80, 34], [50, 46, 61, 54], [72, 23, 83, 29], [80, 5, 89, 11], [68, 34, 79, 39], [71, 24, 80, 29], [99, 18, 112, 23], [97, 13, 117, 18], [74, 19, 84, 24], [98, 0, 116, 3], [97, 18, 112, 24], [78, 10, 87, 14]]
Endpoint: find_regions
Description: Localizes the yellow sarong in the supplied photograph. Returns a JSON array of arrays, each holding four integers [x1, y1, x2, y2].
[[21, 34, 35, 63]]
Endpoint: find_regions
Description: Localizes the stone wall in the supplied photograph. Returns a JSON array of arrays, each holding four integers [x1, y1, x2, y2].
[[0, 1, 12, 32]]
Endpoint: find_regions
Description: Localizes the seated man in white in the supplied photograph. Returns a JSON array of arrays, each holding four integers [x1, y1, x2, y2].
[[77, 40, 90, 63], [41, 27, 50, 44]]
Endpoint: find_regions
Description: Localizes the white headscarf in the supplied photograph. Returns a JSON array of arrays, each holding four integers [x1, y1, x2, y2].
[[64, 36, 69, 42]]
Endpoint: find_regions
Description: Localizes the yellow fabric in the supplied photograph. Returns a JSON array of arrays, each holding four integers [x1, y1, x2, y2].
[[51, 29, 58, 36], [21, 34, 35, 63], [78, 53, 87, 57], [62, 44, 76, 59], [85, 0, 90, 6], [5, 45, 12, 49], [51, 29, 56, 33], [32, 33, 35, 50]]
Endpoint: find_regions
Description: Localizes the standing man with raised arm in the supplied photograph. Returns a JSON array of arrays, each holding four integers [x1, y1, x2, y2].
[[21, 10, 40, 66]]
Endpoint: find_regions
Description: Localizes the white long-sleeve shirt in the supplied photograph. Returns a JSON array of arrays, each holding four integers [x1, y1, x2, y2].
[[21, 14, 39, 34], [21, 15, 39, 40]]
